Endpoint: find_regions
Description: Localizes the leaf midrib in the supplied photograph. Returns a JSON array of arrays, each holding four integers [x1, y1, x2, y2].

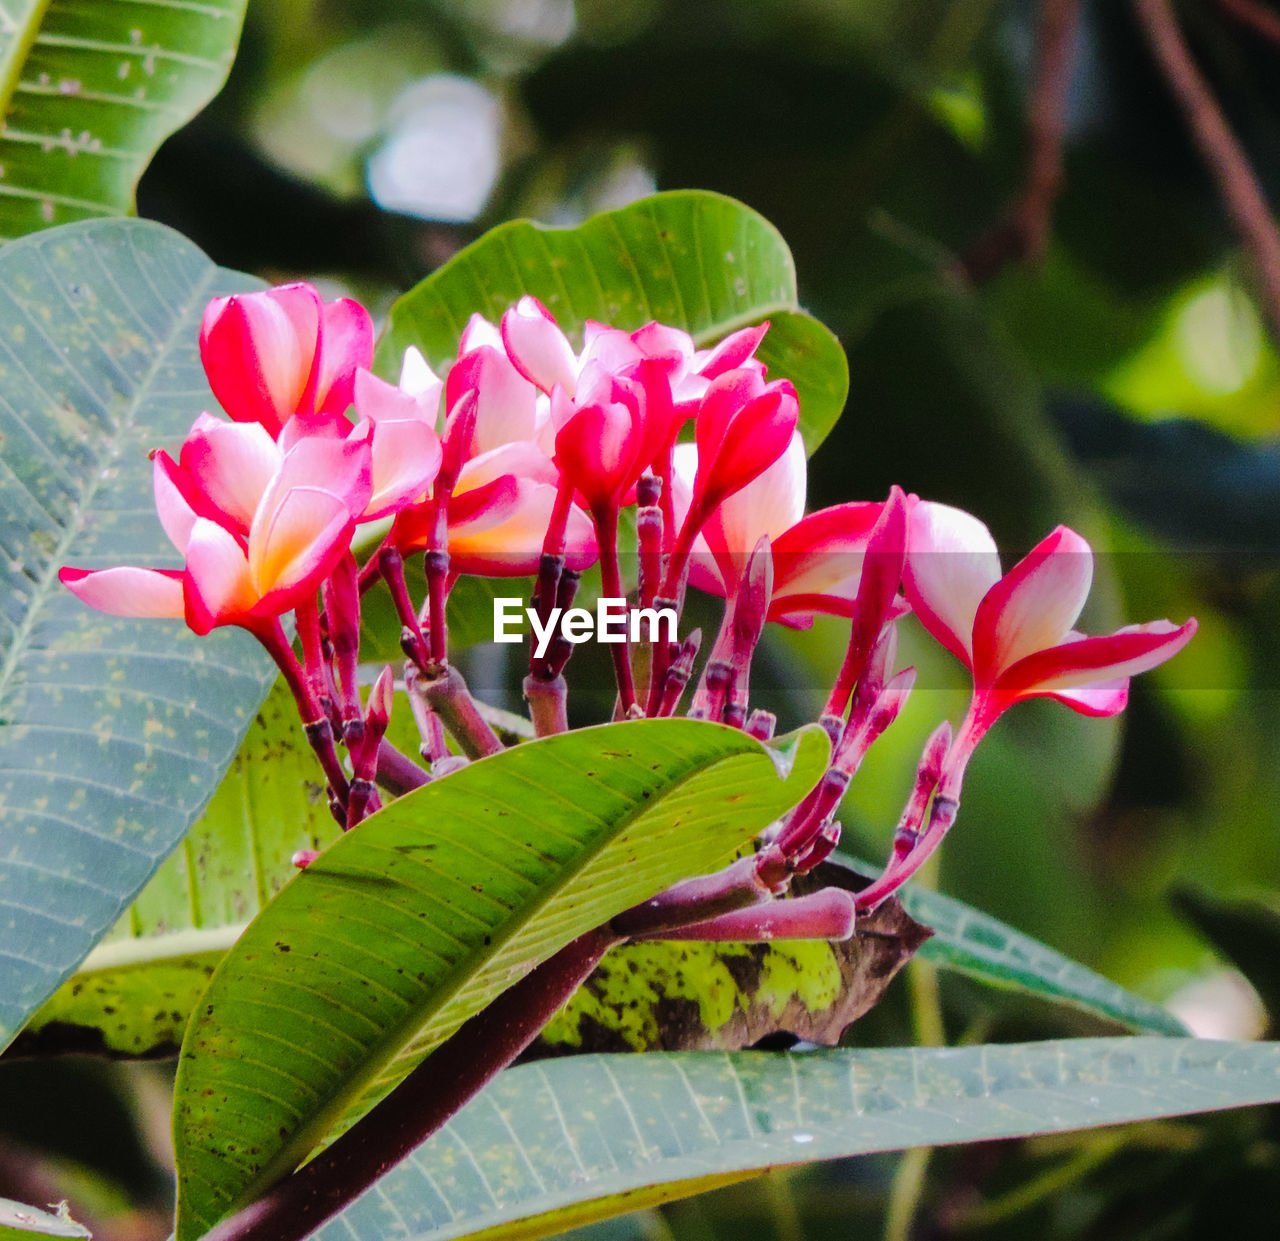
[[0, 2, 55, 128], [212, 733, 773, 1219]]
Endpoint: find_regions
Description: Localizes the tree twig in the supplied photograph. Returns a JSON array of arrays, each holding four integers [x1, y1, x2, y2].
[[962, 0, 1083, 282], [1133, 0, 1280, 343], [1213, 0, 1280, 51]]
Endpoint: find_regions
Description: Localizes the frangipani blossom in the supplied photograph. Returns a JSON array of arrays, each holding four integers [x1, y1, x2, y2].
[[681, 435, 909, 629], [904, 501, 1197, 732], [62, 425, 373, 636], [200, 282, 373, 436], [352, 348, 445, 520]]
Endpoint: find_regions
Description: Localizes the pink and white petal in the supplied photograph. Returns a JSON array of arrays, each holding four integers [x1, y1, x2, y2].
[[501, 296, 580, 396], [694, 322, 768, 379], [770, 501, 883, 600], [632, 321, 695, 369], [311, 297, 374, 415], [199, 286, 319, 432], [580, 323, 642, 374], [1041, 677, 1130, 717], [902, 500, 1001, 668], [398, 346, 444, 404], [364, 419, 443, 519], [457, 440, 557, 492], [450, 346, 538, 453], [708, 431, 807, 559], [997, 619, 1197, 699], [248, 485, 353, 599], [181, 418, 282, 530], [972, 526, 1093, 682], [458, 312, 503, 355], [269, 434, 373, 522], [449, 478, 579, 575], [184, 518, 258, 633], [152, 451, 201, 553], [59, 566, 185, 618]]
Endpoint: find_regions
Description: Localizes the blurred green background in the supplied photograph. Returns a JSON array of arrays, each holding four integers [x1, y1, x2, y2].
[[7, 0, 1280, 1237]]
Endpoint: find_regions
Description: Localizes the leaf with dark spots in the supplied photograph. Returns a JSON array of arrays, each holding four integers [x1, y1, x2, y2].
[[536, 864, 930, 1055]]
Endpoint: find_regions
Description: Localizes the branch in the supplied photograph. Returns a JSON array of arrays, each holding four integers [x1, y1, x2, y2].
[[962, 0, 1084, 282], [202, 925, 622, 1241], [1214, 0, 1280, 51], [1133, 0, 1280, 343]]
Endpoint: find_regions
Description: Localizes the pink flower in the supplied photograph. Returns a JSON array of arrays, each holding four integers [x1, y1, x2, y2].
[[904, 501, 1197, 725], [199, 283, 373, 436], [352, 347, 444, 520], [681, 434, 909, 629], [61, 421, 373, 635]]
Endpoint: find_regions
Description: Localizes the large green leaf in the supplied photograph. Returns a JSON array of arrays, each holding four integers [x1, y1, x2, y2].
[[13, 677, 345, 1057], [375, 191, 848, 454], [0, 0, 248, 240], [0, 217, 273, 1051], [173, 718, 828, 1241], [317, 1039, 1280, 1241]]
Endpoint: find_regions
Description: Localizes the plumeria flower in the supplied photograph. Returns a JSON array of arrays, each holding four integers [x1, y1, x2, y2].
[[200, 282, 373, 436], [681, 433, 910, 629], [904, 501, 1197, 782], [61, 420, 373, 636], [389, 437, 596, 576], [351, 347, 445, 520]]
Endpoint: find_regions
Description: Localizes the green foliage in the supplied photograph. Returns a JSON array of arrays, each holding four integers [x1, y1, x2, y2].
[[376, 191, 848, 454], [0, 218, 274, 1053], [17, 678, 343, 1057], [0, 1, 249, 239], [173, 719, 829, 1241], [314, 1039, 1280, 1241], [0, 1199, 88, 1240]]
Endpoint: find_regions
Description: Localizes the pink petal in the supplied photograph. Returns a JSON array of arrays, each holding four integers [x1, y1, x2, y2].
[[457, 440, 557, 492], [183, 518, 257, 634], [695, 322, 768, 379], [902, 501, 1001, 668], [249, 485, 354, 602], [59, 566, 185, 618], [554, 401, 639, 509], [271, 434, 373, 522], [363, 418, 443, 519], [769, 498, 882, 602], [972, 526, 1093, 683], [199, 285, 320, 434], [152, 451, 200, 554], [446, 346, 538, 453], [458, 312, 503, 354], [179, 417, 282, 532], [450, 479, 597, 575], [1044, 678, 1130, 717], [501, 296, 579, 396], [309, 297, 374, 415], [398, 346, 443, 401], [997, 619, 1197, 699]]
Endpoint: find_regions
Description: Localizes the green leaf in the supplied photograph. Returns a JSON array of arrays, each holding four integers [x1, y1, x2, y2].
[[0, 0, 248, 240], [829, 859, 1185, 1037], [375, 190, 848, 454], [316, 1039, 1280, 1241], [892, 870, 1191, 1037], [538, 889, 931, 1054], [0, 1199, 89, 1240], [0, 217, 273, 1051], [13, 678, 344, 1058], [173, 718, 828, 1241]]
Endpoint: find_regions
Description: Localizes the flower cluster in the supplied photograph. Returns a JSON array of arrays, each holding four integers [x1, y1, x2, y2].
[[61, 281, 1196, 935]]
